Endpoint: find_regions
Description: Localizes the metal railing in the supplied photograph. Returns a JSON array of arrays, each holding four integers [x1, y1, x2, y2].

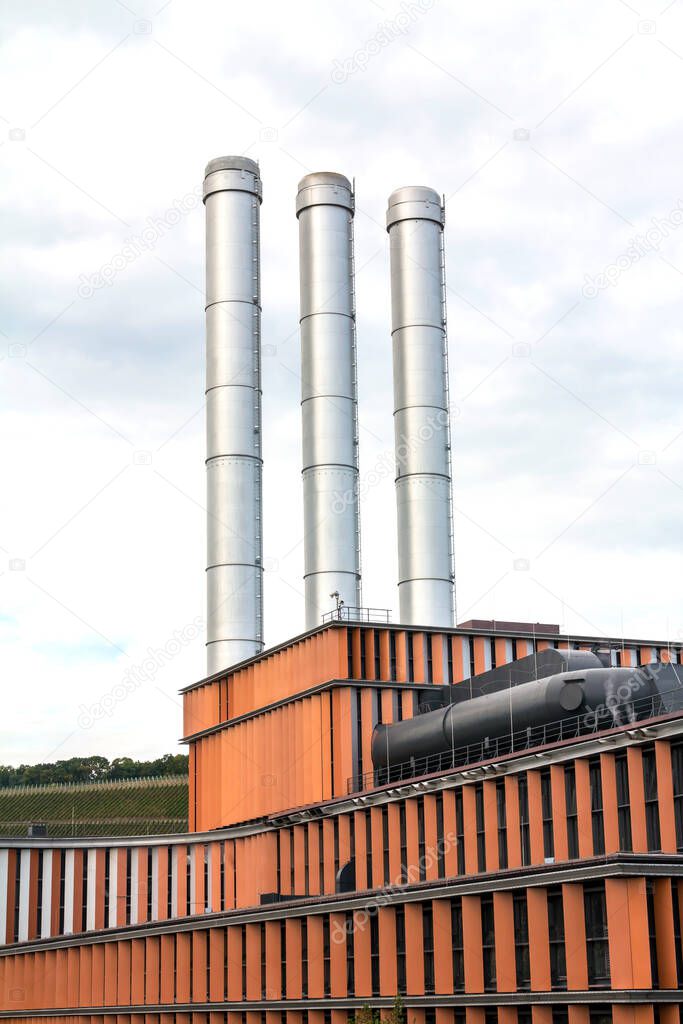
[[322, 606, 392, 625], [347, 687, 683, 794]]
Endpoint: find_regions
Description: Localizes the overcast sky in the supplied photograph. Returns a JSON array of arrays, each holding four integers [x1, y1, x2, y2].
[[2, 0, 683, 764]]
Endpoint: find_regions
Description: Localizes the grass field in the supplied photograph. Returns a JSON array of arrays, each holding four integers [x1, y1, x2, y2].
[[0, 775, 189, 838]]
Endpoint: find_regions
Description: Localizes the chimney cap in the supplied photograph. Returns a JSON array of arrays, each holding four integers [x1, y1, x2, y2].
[[204, 155, 260, 178], [296, 171, 353, 216], [386, 185, 443, 230]]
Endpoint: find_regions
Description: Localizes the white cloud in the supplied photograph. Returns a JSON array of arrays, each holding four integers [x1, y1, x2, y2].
[[2, 0, 683, 763]]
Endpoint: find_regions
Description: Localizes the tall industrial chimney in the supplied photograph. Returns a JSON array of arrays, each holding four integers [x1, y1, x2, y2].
[[203, 156, 264, 673], [296, 173, 361, 628], [387, 186, 455, 627]]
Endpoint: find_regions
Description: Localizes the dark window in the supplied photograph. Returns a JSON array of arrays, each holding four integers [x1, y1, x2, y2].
[[589, 759, 605, 855], [345, 911, 354, 992], [468, 638, 475, 679], [426, 639, 433, 683], [646, 881, 659, 988], [565, 764, 579, 859], [280, 920, 286, 998], [475, 784, 486, 871], [548, 886, 567, 989], [374, 631, 381, 679], [447, 639, 454, 684], [584, 884, 610, 986], [552, 1011, 569, 1024], [423, 903, 435, 994], [365, 812, 372, 889], [541, 769, 554, 859], [381, 807, 390, 885], [407, 634, 415, 680], [323, 916, 330, 996], [261, 922, 267, 998], [399, 802, 407, 883], [417, 798, 426, 881], [389, 632, 397, 681], [360, 634, 366, 679], [369, 911, 380, 995], [497, 779, 508, 868], [455, 790, 465, 873], [451, 897, 464, 991], [347, 629, 353, 678], [514, 892, 530, 990], [615, 753, 632, 851], [395, 905, 406, 994], [301, 918, 308, 997], [643, 748, 661, 850], [672, 742, 683, 852], [436, 792, 445, 877], [672, 881, 683, 983], [481, 895, 496, 990], [518, 776, 531, 866]]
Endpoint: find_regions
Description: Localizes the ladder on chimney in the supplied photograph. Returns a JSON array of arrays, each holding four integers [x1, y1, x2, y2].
[[251, 193, 264, 647], [349, 188, 362, 605], [439, 197, 457, 625]]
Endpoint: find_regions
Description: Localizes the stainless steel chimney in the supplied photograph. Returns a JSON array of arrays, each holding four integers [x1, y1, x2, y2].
[[387, 186, 454, 627], [203, 156, 264, 673], [296, 173, 361, 628]]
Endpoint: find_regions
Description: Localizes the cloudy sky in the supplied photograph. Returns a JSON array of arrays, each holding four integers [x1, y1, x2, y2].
[[2, 0, 683, 764]]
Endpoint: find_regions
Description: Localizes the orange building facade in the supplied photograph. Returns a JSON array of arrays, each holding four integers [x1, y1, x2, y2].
[[2, 619, 683, 1023]]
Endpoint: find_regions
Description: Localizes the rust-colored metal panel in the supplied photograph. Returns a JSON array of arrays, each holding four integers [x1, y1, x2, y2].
[[353, 910, 372, 996], [353, 810, 368, 890], [655, 740, 678, 852], [599, 753, 620, 854], [550, 764, 569, 861], [307, 915, 324, 997], [433, 898, 453, 994], [493, 891, 516, 992], [574, 759, 593, 859], [285, 918, 303, 998], [245, 923, 260, 1000], [387, 803, 402, 885], [115, 941, 131, 1006], [404, 902, 424, 994], [653, 878, 678, 989], [378, 907, 397, 995], [462, 895, 484, 993], [606, 877, 652, 988], [264, 920, 281, 999], [527, 887, 551, 990], [441, 790, 458, 877], [103, 943, 117, 1006], [567, 1010, 590, 1024], [78, 945, 92, 1006], [562, 883, 588, 989], [323, 818, 336, 894], [143, 936, 159, 1003], [129, 938, 144, 1004], [308, 821, 321, 895], [226, 925, 243, 1001], [175, 932, 191, 1002], [405, 798, 419, 883], [329, 912, 348, 997], [627, 746, 648, 852]]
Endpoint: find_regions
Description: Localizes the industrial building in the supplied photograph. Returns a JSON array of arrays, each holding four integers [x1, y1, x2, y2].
[[1, 157, 682, 1024]]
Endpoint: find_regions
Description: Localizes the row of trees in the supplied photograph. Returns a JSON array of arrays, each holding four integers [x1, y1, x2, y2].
[[0, 753, 189, 788]]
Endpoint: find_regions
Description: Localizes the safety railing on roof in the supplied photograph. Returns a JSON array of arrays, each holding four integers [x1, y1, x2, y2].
[[322, 606, 391, 625], [347, 687, 683, 794]]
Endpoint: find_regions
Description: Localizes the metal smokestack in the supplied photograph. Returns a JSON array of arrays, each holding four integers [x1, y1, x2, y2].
[[386, 186, 454, 627], [296, 173, 361, 628], [203, 156, 264, 673]]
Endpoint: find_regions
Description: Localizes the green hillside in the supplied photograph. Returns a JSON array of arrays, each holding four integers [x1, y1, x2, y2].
[[0, 775, 188, 838]]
